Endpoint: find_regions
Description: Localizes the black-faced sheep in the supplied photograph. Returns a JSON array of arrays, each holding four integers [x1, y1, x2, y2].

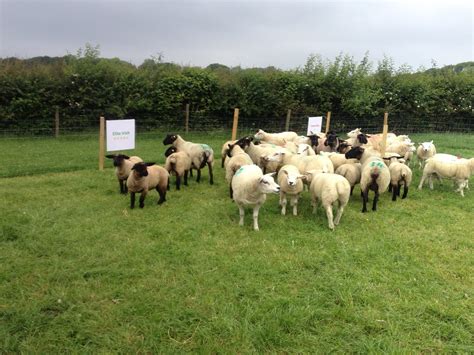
[[126, 162, 169, 209], [164, 146, 192, 190], [105, 154, 143, 194]]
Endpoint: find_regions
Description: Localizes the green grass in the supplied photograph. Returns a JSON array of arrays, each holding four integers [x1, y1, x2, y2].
[[1, 131, 473, 352]]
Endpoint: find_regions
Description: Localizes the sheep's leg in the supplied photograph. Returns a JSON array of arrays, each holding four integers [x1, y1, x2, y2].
[[291, 195, 298, 216], [229, 185, 233, 199], [388, 183, 392, 193], [280, 192, 287, 215], [221, 156, 225, 168], [253, 204, 261, 231], [334, 201, 344, 225], [139, 191, 147, 208], [362, 189, 369, 213], [196, 169, 201, 182], [392, 184, 398, 201], [184, 170, 188, 186], [166, 178, 170, 191], [397, 182, 401, 196], [350, 186, 354, 196], [418, 173, 427, 190], [372, 187, 379, 211], [208, 162, 214, 185], [428, 174, 434, 190], [311, 197, 318, 214], [238, 204, 245, 226], [325, 204, 335, 230], [189, 169, 194, 177], [157, 186, 166, 204], [176, 175, 181, 190], [130, 192, 136, 209], [402, 185, 409, 199], [119, 179, 126, 194]]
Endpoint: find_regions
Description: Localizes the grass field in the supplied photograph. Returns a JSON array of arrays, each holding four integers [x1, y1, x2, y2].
[[1, 131, 473, 352]]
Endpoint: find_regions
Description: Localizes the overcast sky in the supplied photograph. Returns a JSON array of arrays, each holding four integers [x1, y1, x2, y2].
[[1, 0, 472, 70]]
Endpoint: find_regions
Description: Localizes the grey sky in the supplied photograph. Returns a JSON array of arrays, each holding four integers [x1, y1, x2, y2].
[[1, 0, 472, 70]]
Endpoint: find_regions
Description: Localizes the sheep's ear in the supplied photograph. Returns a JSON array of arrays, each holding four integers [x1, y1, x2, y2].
[[265, 172, 276, 178], [105, 154, 115, 159], [145, 162, 155, 166], [282, 170, 288, 176], [298, 174, 307, 181], [123, 155, 130, 159], [430, 140, 433, 144]]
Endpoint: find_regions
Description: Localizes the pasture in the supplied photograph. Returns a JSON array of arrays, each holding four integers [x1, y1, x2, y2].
[[1, 132, 473, 352]]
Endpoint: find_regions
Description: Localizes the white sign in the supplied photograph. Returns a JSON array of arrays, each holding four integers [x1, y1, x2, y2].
[[307, 116, 323, 135], [106, 119, 135, 152]]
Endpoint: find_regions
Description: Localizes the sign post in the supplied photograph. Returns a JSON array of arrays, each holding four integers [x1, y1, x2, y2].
[[307, 116, 323, 135], [231, 108, 239, 141], [285, 109, 292, 131], [324, 111, 332, 134], [380, 112, 389, 156], [99, 116, 105, 171]]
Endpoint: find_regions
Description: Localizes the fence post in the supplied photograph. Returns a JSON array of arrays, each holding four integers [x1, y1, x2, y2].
[[285, 109, 292, 131], [380, 112, 389, 156], [325, 111, 331, 134], [54, 107, 59, 138], [231, 108, 239, 141], [185, 103, 190, 134], [99, 116, 105, 171]]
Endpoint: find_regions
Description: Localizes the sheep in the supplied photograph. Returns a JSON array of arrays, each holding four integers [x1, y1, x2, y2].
[[418, 155, 474, 197], [105, 154, 143, 194], [163, 134, 214, 184], [221, 139, 238, 168], [126, 162, 169, 209], [345, 146, 390, 212], [254, 129, 298, 146], [296, 143, 316, 156], [335, 163, 362, 195], [231, 164, 280, 231], [315, 131, 340, 153], [164, 146, 192, 190], [305, 170, 350, 230], [225, 143, 253, 198], [416, 141, 437, 169], [346, 128, 369, 147], [234, 136, 283, 173], [277, 165, 305, 216], [386, 157, 413, 201]]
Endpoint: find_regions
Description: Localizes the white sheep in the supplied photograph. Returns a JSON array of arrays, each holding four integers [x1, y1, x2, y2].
[[418, 155, 474, 197], [319, 152, 358, 170], [105, 154, 143, 194], [221, 139, 237, 168], [163, 134, 214, 184], [387, 157, 413, 201], [164, 146, 192, 190], [254, 129, 298, 146], [126, 162, 169, 209], [335, 163, 362, 195], [277, 164, 305, 216], [264, 150, 334, 176], [305, 170, 351, 230], [296, 143, 316, 156], [231, 164, 280, 231], [345, 146, 390, 212], [225, 143, 253, 198], [416, 141, 437, 169]]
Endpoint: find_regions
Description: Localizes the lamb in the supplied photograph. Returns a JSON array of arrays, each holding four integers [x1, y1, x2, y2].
[[416, 141, 437, 169], [277, 165, 305, 216], [418, 155, 474, 197], [264, 150, 334, 176], [345, 146, 390, 212], [234, 136, 282, 173], [105, 154, 143, 194], [335, 163, 362, 195], [126, 162, 169, 209], [305, 170, 350, 230], [163, 134, 214, 184], [315, 131, 340, 153], [221, 139, 237, 168], [346, 128, 369, 147], [225, 143, 253, 198], [386, 157, 413, 201], [164, 146, 192, 190], [254, 129, 298, 146], [296, 143, 316, 156], [231, 164, 280, 231]]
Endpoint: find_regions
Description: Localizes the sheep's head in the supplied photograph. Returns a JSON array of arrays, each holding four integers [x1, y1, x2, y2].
[[357, 133, 368, 144], [258, 173, 280, 194], [163, 134, 178, 145], [296, 144, 310, 155], [324, 131, 339, 148], [337, 141, 351, 153], [254, 129, 266, 140], [106, 154, 130, 167], [347, 128, 362, 138], [282, 169, 306, 186], [164, 146, 177, 157], [304, 169, 324, 183], [307, 134, 319, 148], [420, 141, 433, 152], [227, 143, 240, 157], [235, 136, 253, 149], [131, 162, 155, 177], [264, 150, 285, 163], [345, 146, 365, 160]]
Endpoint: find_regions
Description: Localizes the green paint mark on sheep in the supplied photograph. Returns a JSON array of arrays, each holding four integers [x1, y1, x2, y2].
[[235, 167, 244, 176], [369, 161, 385, 169], [200, 144, 213, 153]]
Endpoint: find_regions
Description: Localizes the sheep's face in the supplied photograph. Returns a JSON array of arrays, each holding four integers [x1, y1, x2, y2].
[[235, 136, 253, 149], [283, 170, 305, 186], [106, 154, 130, 167], [164, 146, 177, 157], [325, 132, 339, 148], [163, 134, 178, 145], [345, 146, 364, 160], [254, 129, 265, 141], [297, 144, 310, 155], [357, 133, 368, 144], [132, 162, 154, 177], [420, 141, 433, 152], [259, 173, 280, 194], [265, 151, 285, 163], [307, 134, 319, 148]]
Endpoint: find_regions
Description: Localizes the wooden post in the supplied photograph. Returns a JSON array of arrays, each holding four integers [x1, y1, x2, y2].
[[99, 116, 105, 171], [380, 112, 389, 156], [231, 108, 239, 141], [54, 107, 59, 138], [325, 111, 332, 134], [185, 103, 190, 134], [285, 109, 292, 131]]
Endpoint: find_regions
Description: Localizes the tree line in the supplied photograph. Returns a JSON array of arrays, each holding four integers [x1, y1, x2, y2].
[[0, 44, 472, 133]]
